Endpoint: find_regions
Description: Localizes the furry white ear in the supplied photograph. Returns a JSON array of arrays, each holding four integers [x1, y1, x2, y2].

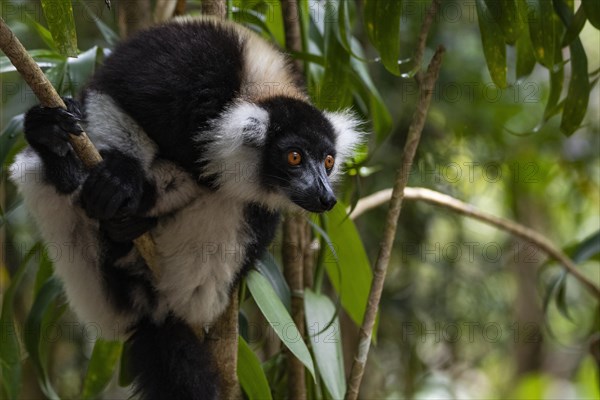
[[324, 110, 366, 166], [212, 102, 270, 148]]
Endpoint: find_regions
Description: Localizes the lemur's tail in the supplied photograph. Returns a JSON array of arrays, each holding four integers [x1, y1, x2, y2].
[[128, 316, 218, 400]]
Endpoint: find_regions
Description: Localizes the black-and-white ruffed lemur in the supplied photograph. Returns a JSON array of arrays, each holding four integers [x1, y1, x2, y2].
[[10, 16, 363, 399]]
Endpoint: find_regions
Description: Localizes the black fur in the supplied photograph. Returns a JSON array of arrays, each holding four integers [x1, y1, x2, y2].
[[23, 98, 85, 193], [259, 97, 338, 212], [239, 204, 280, 279], [89, 21, 244, 174], [98, 235, 157, 314], [80, 149, 156, 220], [128, 316, 218, 400], [20, 18, 349, 400]]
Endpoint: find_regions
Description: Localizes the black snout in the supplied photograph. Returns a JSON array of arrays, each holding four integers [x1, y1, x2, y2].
[[319, 192, 337, 211]]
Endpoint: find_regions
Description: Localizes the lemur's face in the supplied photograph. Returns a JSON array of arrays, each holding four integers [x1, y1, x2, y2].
[[259, 98, 339, 213], [263, 136, 337, 213]]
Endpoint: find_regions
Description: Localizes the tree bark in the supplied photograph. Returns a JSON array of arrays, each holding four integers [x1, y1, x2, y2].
[[117, 0, 153, 38]]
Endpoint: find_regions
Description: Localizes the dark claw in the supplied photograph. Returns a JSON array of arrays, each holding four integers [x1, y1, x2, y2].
[[24, 97, 85, 156]]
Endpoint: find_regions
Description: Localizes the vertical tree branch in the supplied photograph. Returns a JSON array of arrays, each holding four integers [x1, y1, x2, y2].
[[280, 1, 309, 398], [117, 0, 153, 38], [209, 285, 241, 399], [345, 1, 444, 395], [283, 214, 307, 400], [202, 0, 227, 20], [154, 0, 178, 23], [281, 0, 303, 72]]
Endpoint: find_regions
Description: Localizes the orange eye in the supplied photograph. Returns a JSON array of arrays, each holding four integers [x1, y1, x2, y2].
[[288, 151, 302, 166], [324, 155, 335, 170]]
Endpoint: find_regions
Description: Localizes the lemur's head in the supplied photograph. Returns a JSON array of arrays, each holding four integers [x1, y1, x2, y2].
[[200, 96, 363, 211]]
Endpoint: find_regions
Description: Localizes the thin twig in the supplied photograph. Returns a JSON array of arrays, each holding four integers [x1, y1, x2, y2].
[[350, 187, 600, 299], [414, 0, 440, 83], [346, 2, 443, 396]]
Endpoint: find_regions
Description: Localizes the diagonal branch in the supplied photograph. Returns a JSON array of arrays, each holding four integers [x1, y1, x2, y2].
[[350, 187, 600, 299]]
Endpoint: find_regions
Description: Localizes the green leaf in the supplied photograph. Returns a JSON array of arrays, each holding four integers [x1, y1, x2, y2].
[[1, 50, 64, 74], [45, 61, 68, 95], [237, 336, 273, 400], [524, 0, 557, 68], [0, 244, 40, 400], [256, 253, 291, 311], [304, 290, 346, 399], [560, 38, 589, 135], [336, 0, 370, 62], [561, 4, 588, 46], [82, 340, 123, 399], [318, 5, 352, 110], [24, 14, 58, 52], [566, 231, 600, 263], [232, 8, 275, 40], [33, 251, 54, 297], [484, 0, 522, 44], [67, 46, 101, 96], [515, 23, 537, 79], [0, 114, 24, 167], [246, 270, 315, 380], [41, 0, 78, 57], [543, 37, 564, 121], [363, 0, 403, 75], [263, 0, 285, 48], [476, 0, 508, 88], [324, 203, 372, 328], [79, 0, 120, 46], [582, 0, 600, 29], [349, 39, 393, 143], [118, 342, 135, 387], [23, 278, 63, 400]]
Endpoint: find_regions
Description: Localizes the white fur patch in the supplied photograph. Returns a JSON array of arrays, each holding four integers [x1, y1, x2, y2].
[[198, 102, 289, 210], [85, 91, 158, 170], [10, 149, 134, 338], [324, 110, 366, 181], [152, 191, 250, 327]]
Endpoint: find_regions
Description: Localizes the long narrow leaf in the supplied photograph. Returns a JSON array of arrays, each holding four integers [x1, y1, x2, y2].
[[560, 38, 589, 135], [524, 0, 556, 68], [476, 0, 508, 88], [256, 252, 291, 311], [41, 0, 78, 57], [324, 203, 372, 328], [484, 0, 522, 44], [0, 244, 40, 400], [363, 0, 403, 75], [81, 340, 123, 399], [237, 336, 273, 400], [23, 278, 63, 400], [0, 115, 24, 167], [246, 270, 315, 380], [304, 289, 346, 399], [582, 0, 600, 28]]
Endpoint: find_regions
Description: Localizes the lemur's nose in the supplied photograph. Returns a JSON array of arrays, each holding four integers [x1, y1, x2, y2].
[[319, 193, 337, 211]]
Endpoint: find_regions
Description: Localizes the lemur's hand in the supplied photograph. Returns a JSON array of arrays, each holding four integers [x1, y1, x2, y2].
[[80, 151, 155, 220], [100, 215, 157, 243], [24, 98, 84, 157]]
